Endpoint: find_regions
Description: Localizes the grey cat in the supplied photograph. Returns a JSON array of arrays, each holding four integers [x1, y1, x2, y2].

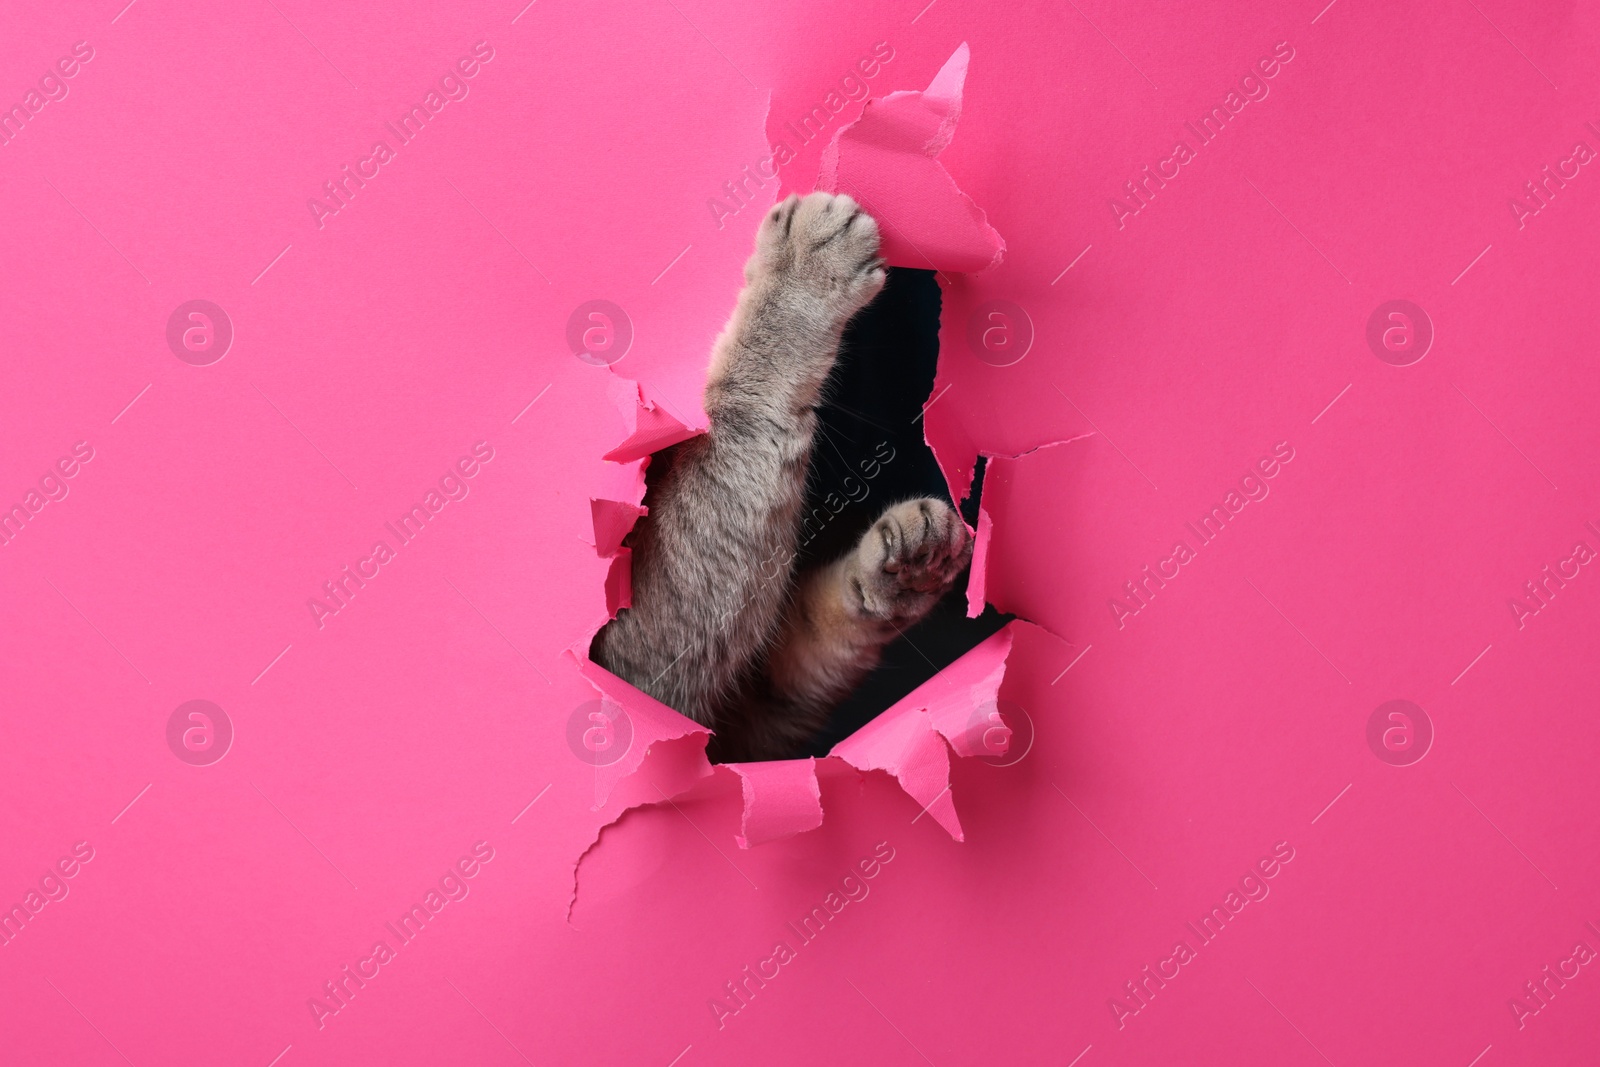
[[593, 192, 973, 762]]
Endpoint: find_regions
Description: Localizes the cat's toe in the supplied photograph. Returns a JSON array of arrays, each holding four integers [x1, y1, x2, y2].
[[756, 194, 802, 253]]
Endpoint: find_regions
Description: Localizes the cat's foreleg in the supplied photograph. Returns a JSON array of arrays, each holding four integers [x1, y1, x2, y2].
[[593, 193, 885, 728]]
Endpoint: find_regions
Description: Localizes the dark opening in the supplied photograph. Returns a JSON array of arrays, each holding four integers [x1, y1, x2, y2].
[[794, 266, 1011, 757]]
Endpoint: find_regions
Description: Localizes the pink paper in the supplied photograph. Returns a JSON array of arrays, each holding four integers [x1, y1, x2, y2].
[[729, 758, 824, 848], [5, 4, 1599, 1066], [820, 42, 1005, 273]]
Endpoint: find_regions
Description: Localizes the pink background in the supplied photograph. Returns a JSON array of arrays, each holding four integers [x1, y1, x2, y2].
[[3, 0, 1599, 1064]]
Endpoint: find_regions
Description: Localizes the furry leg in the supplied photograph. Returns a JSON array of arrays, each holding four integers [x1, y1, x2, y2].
[[593, 192, 885, 734]]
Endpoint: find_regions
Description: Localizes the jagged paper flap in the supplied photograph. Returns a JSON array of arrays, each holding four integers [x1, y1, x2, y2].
[[819, 43, 1004, 274], [728, 758, 824, 848]]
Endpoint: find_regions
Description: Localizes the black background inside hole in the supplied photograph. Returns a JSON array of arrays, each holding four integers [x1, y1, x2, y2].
[[796, 267, 1010, 757]]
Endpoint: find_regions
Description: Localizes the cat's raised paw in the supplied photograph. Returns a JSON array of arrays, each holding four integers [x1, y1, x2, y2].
[[848, 497, 973, 623], [752, 192, 885, 322]]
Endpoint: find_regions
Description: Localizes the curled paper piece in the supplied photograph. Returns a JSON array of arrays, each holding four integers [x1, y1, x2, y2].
[[591, 372, 700, 609], [603, 372, 702, 464], [574, 654, 712, 810], [604, 548, 632, 614], [830, 624, 1017, 841], [833, 707, 961, 837], [729, 758, 825, 848], [913, 624, 1015, 760], [590, 499, 646, 558], [966, 502, 993, 618], [819, 43, 1004, 275], [938, 435, 1095, 619]]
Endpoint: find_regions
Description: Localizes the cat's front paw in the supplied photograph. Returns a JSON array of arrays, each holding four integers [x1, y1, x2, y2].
[[848, 498, 973, 624], [751, 192, 885, 323]]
